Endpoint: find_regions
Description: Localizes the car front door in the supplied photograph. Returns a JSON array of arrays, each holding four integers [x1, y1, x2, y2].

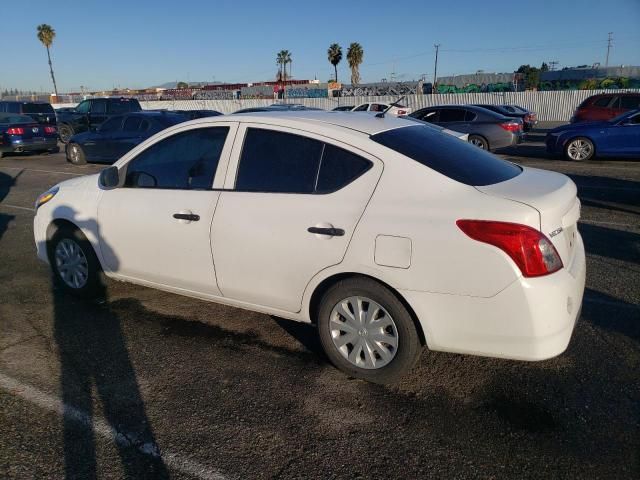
[[210, 124, 382, 313], [83, 116, 123, 161], [97, 123, 237, 295], [605, 113, 640, 155]]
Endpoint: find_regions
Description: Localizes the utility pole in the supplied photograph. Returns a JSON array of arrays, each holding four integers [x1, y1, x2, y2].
[[433, 44, 441, 94], [605, 32, 613, 68], [549, 61, 559, 71]]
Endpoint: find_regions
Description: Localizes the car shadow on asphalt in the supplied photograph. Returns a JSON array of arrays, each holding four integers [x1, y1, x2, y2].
[[0, 171, 18, 243], [46, 205, 169, 479]]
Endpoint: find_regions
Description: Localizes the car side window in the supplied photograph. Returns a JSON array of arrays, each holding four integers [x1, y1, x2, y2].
[[236, 129, 323, 193], [123, 116, 142, 132], [620, 96, 640, 109], [628, 113, 640, 125], [124, 127, 229, 190], [464, 110, 477, 122], [439, 109, 466, 122], [110, 100, 135, 114], [91, 100, 107, 114], [593, 97, 612, 108], [316, 144, 372, 193], [99, 116, 123, 133], [138, 119, 151, 132], [76, 101, 90, 114], [419, 110, 439, 122], [609, 97, 621, 109], [353, 104, 369, 111]]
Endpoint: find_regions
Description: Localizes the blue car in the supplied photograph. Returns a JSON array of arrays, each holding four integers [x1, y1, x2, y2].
[[546, 109, 640, 161], [66, 111, 188, 164], [0, 113, 59, 158]]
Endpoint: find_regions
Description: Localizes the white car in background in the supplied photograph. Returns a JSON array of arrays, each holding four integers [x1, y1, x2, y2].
[[350, 102, 412, 116], [34, 112, 585, 383]]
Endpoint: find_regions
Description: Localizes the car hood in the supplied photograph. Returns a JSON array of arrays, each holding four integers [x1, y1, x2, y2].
[[58, 173, 99, 190], [550, 121, 609, 133]]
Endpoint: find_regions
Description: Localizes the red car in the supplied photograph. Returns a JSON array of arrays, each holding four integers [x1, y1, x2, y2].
[[571, 92, 640, 123]]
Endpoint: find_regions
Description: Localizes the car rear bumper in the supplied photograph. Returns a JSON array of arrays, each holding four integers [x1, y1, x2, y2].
[[401, 233, 586, 361], [1, 137, 58, 153]]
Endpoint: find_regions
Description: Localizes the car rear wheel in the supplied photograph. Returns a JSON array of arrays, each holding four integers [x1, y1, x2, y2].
[[67, 143, 86, 165], [48, 226, 104, 298], [468, 135, 489, 150], [565, 137, 594, 161], [317, 277, 422, 383], [58, 124, 74, 144]]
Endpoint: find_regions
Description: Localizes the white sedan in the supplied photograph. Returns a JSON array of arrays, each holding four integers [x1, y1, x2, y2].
[[34, 111, 585, 383], [350, 102, 412, 116]]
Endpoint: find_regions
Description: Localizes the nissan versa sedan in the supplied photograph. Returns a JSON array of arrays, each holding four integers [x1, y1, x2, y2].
[[33, 112, 586, 383]]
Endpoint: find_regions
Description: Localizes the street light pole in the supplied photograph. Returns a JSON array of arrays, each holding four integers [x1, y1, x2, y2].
[[433, 44, 441, 94]]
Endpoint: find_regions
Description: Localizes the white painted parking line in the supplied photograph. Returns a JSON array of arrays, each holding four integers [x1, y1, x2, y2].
[[0, 166, 86, 176], [0, 372, 228, 480], [0, 203, 35, 212]]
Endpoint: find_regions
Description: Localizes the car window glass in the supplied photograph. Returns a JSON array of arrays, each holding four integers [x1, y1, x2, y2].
[[125, 127, 229, 189], [110, 100, 135, 114], [353, 104, 369, 111], [464, 111, 477, 122], [138, 119, 151, 132], [620, 96, 640, 109], [236, 128, 323, 193], [75, 101, 90, 114], [91, 101, 107, 114], [502, 105, 516, 113], [609, 97, 621, 109], [99, 116, 123, 132], [316, 144, 372, 193], [371, 125, 521, 187], [593, 97, 612, 107], [22, 103, 54, 114], [438, 109, 467, 122], [123, 116, 142, 132], [628, 113, 640, 125]]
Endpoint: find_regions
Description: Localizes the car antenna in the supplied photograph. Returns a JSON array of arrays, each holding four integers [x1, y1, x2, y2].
[[376, 95, 406, 118]]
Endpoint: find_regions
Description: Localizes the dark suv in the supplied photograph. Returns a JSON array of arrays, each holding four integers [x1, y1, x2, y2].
[[0, 101, 57, 127], [56, 97, 142, 143], [571, 93, 640, 123]]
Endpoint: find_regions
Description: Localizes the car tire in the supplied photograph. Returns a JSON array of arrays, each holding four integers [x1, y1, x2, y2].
[[67, 143, 86, 165], [48, 226, 105, 298], [58, 124, 74, 144], [468, 135, 489, 150], [317, 277, 422, 384], [565, 137, 595, 161]]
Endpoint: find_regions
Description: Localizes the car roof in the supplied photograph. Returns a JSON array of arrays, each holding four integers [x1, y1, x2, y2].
[[185, 110, 418, 136]]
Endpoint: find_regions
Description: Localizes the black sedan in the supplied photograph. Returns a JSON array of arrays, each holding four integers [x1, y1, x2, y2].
[[66, 111, 187, 165], [471, 104, 537, 131], [0, 113, 58, 158]]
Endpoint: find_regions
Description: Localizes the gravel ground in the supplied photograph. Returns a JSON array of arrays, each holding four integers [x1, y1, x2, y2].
[[0, 131, 638, 479]]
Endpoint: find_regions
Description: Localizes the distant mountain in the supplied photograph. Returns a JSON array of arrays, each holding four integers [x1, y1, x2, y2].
[[154, 81, 219, 89]]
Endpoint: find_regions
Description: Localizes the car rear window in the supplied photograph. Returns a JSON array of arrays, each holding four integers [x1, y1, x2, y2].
[[0, 113, 34, 124], [370, 125, 521, 187], [21, 103, 54, 114]]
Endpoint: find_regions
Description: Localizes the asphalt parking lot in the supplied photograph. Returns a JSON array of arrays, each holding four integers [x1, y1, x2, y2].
[[1, 133, 639, 479]]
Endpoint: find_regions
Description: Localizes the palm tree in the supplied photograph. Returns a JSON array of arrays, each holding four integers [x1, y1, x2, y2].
[[37, 24, 59, 96], [282, 50, 292, 81], [276, 51, 285, 81], [327, 43, 342, 83], [347, 42, 364, 86], [276, 50, 292, 82]]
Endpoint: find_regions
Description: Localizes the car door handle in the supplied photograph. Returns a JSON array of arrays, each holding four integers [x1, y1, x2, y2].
[[307, 226, 344, 236], [173, 213, 200, 222]]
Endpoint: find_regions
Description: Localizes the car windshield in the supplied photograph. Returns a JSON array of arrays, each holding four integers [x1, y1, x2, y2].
[[0, 113, 34, 124], [609, 109, 639, 124], [370, 124, 522, 187]]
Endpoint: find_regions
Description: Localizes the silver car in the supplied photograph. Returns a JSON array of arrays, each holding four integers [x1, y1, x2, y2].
[[409, 105, 524, 151]]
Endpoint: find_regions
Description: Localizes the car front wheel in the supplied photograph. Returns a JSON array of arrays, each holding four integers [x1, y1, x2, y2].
[[565, 137, 595, 161], [67, 143, 86, 165], [317, 277, 422, 383], [48, 226, 104, 298]]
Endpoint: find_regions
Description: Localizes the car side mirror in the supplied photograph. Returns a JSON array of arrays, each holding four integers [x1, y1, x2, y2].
[[99, 166, 119, 188]]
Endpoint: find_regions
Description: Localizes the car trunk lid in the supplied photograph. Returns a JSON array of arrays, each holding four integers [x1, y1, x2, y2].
[[476, 167, 580, 266]]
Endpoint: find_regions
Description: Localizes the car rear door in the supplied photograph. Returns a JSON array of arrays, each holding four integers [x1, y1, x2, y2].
[[97, 122, 238, 295], [437, 108, 471, 132], [210, 124, 382, 313], [89, 99, 108, 130], [83, 116, 123, 161], [108, 115, 147, 160]]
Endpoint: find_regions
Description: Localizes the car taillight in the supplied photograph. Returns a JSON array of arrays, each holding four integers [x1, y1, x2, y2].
[[499, 122, 521, 132], [396, 110, 407, 116], [456, 220, 563, 277], [6, 127, 24, 135], [44, 126, 57, 134]]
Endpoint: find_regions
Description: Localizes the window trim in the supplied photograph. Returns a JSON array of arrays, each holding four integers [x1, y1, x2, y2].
[[230, 125, 374, 195]]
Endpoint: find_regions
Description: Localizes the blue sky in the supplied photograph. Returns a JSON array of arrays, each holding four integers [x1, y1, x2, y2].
[[4, 0, 640, 92]]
